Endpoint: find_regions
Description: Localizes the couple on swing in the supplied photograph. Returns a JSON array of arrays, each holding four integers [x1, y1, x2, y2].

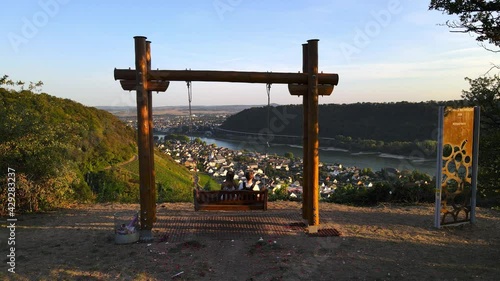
[[221, 170, 262, 191]]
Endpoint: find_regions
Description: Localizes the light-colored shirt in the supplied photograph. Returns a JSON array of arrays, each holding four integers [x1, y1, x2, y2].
[[238, 180, 260, 191]]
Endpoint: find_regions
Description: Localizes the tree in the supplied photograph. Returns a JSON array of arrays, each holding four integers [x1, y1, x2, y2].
[[0, 74, 44, 92], [284, 151, 294, 159], [462, 75, 500, 129], [430, 2, 500, 205], [194, 137, 205, 145], [462, 76, 500, 201], [429, 0, 500, 50]]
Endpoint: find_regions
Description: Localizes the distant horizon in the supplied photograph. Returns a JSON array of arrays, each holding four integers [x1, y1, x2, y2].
[[95, 99, 460, 109]]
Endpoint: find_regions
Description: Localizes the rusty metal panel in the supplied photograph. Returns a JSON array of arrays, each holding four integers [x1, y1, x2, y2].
[[437, 107, 479, 226]]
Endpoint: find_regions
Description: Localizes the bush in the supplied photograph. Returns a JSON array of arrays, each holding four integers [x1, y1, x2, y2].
[[86, 169, 139, 203], [366, 182, 392, 204], [157, 183, 175, 202], [392, 181, 434, 204], [326, 184, 361, 205], [323, 180, 434, 206], [269, 185, 289, 201]]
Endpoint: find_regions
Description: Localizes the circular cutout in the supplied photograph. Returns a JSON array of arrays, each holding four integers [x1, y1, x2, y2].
[[458, 165, 467, 178], [445, 179, 459, 193], [447, 160, 456, 173], [443, 144, 453, 158], [464, 156, 471, 164]]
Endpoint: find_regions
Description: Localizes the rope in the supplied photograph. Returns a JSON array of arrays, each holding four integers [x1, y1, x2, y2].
[[186, 77, 199, 190], [266, 82, 272, 150], [186, 80, 193, 135]]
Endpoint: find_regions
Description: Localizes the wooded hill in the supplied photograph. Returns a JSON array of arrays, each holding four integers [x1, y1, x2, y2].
[[219, 101, 462, 154], [0, 89, 196, 214]]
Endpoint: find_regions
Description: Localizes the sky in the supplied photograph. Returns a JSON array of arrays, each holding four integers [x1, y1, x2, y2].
[[1, 0, 498, 107]]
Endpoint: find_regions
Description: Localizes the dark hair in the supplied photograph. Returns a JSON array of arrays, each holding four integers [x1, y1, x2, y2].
[[225, 170, 235, 181], [245, 170, 254, 180]]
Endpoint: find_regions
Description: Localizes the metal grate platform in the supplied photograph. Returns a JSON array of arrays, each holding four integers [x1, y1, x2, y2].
[[154, 210, 308, 242]]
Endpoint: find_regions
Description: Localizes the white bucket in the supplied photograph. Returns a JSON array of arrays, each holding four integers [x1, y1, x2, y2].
[[114, 211, 140, 244]]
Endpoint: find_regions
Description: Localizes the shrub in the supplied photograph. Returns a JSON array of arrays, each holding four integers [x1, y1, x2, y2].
[[366, 182, 393, 204], [269, 185, 289, 201], [86, 169, 139, 203]]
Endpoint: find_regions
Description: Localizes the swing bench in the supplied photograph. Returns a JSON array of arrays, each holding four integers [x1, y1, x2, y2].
[[193, 189, 268, 211], [187, 81, 270, 211]]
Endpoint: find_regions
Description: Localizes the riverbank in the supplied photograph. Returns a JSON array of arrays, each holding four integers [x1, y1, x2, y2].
[[195, 136, 436, 175]]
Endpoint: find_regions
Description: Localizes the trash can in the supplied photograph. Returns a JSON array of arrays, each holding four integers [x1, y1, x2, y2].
[[114, 211, 140, 244]]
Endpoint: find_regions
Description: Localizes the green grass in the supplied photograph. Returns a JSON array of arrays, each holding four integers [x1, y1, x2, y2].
[[121, 151, 195, 202], [198, 173, 221, 191]]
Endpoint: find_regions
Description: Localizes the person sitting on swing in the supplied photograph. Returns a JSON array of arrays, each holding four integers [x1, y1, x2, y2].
[[220, 170, 238, 191], [239, 170, 260, 191]]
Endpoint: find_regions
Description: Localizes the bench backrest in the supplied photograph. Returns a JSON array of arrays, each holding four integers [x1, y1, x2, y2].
[[193, 189, 268, 211]]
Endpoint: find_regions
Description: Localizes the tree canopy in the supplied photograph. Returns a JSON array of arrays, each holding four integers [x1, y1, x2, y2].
[[462, 76, 500, 200], [429, 0, 500, 49], [462, 75, 500, 129], [430, 1, 500, 204]]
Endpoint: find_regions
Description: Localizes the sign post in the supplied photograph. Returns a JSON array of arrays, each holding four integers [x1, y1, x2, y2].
[[435, 106, 480, 227]]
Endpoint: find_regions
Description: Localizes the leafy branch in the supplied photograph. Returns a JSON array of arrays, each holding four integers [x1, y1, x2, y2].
[[1, 74, 44, 92]]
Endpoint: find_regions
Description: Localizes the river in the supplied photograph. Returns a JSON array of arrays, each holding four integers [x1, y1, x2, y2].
[[196, 137, 437, 176]]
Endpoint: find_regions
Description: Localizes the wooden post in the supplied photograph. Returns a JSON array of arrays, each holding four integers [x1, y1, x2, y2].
[[470, 106, 481, 224], [146, 40, 157, 224], [307, 39, 320, 231], [302, 43, 309, 220], [134, 36, 154, 240]]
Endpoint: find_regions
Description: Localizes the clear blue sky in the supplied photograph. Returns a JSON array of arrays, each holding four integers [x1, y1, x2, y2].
[[1, 0, 497, 107]]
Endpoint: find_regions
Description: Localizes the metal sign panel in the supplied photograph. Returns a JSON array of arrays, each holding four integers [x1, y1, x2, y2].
[[435, 106, 480, 227]]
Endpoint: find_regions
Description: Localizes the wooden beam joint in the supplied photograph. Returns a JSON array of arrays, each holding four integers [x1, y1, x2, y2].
[[120, 80, 169, 92], [288, 83, 334, 96]]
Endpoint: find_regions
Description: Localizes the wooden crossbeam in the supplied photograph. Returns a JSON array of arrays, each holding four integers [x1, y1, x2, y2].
[[114, 69, 339, 85]]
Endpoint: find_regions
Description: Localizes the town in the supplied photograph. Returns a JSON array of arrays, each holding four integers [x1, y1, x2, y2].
[[118, 112, 433, 202]]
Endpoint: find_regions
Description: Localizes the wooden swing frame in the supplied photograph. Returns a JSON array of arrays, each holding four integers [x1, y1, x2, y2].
[[114, 36, 339, 238]]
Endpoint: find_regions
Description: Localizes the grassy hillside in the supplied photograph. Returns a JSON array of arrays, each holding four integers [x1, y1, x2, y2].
[[120, 152, 195, 202], [0, 88, 138, 213], [112, 152, 220, 203], [0, 88, 199, 213]]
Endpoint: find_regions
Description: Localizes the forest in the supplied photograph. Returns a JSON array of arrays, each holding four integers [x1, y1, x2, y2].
[[219, 101, 465, 155]]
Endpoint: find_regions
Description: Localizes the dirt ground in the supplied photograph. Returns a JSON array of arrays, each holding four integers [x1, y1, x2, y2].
[[1, 201, 499, 281]]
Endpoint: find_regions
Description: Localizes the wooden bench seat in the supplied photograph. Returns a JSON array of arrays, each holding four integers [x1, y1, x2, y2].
[[193, 189, 268, 211]]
